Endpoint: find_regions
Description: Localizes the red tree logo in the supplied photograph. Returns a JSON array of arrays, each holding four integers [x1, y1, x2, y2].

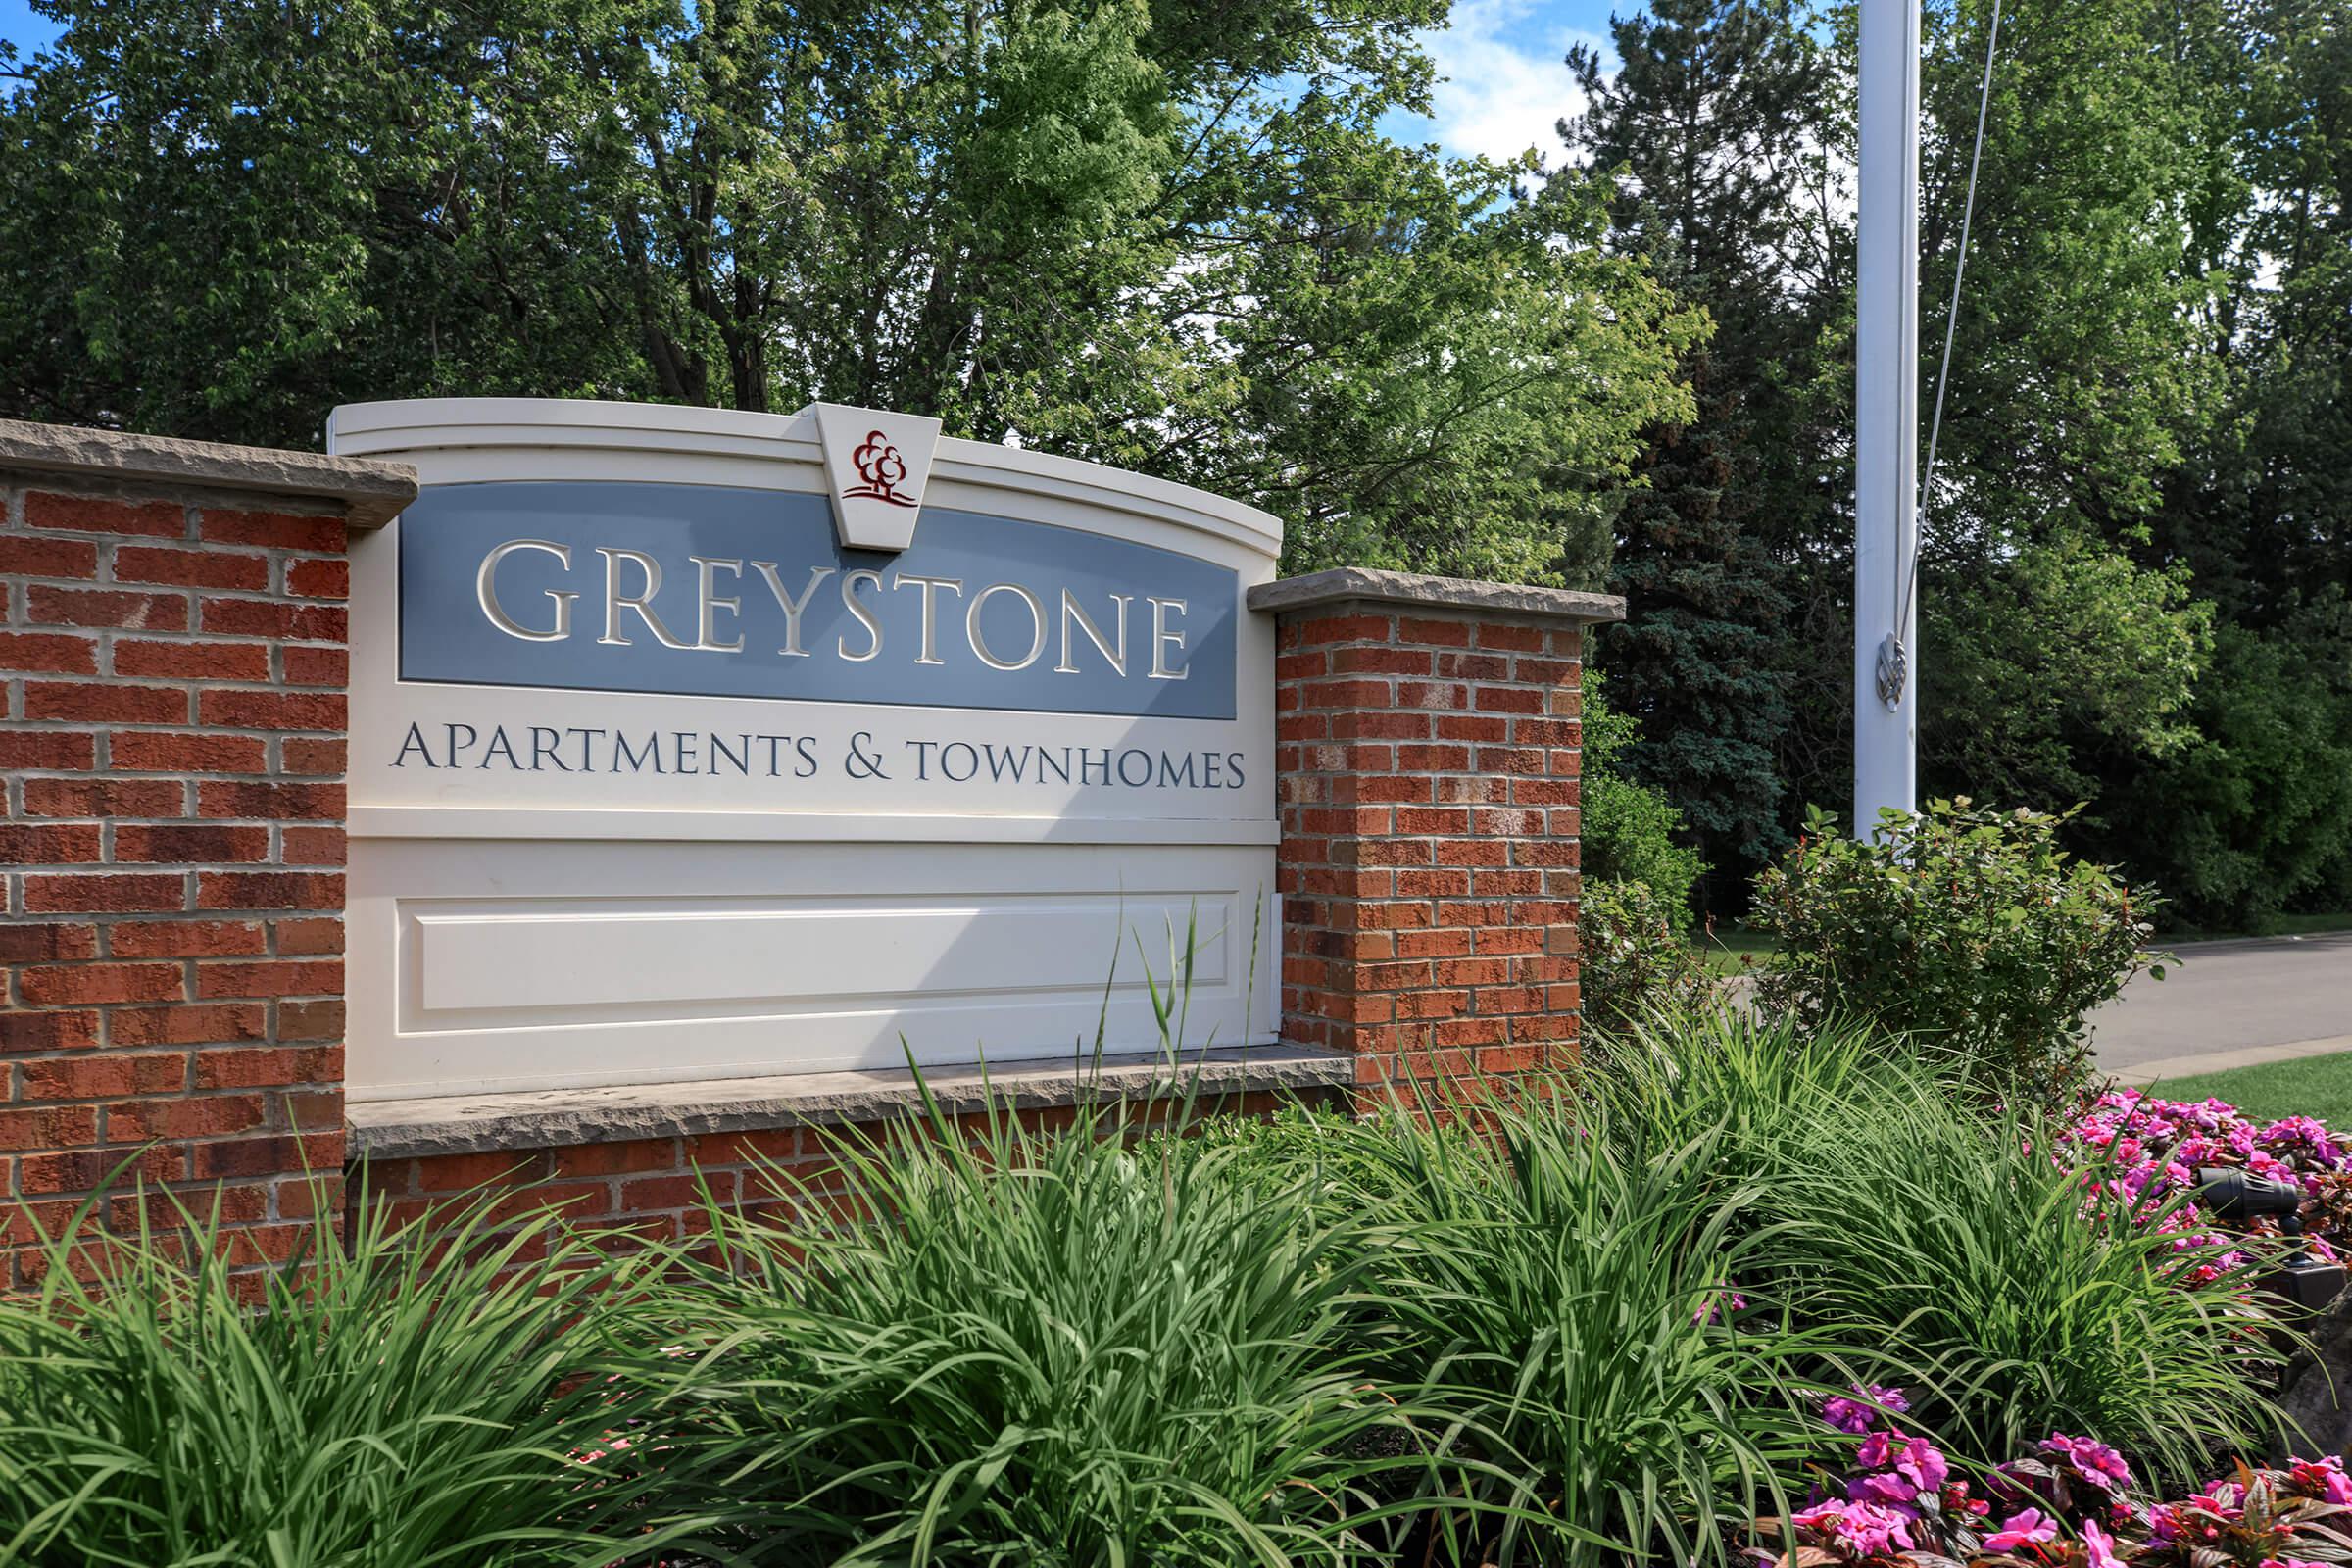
[[844, 430, 918, 508]]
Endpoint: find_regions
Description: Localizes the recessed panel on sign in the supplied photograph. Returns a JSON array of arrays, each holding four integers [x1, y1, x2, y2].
[[397, 482, 1239, 719]]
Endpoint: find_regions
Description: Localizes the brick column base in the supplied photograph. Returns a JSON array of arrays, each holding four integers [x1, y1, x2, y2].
[[1249, 569, 1623, 1105], [0, 422, 413, 1287]]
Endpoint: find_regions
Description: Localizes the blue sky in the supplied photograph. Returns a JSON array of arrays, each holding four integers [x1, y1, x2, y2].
[[1387, 0, 1621, 165], [0, 0, 1620, 165]]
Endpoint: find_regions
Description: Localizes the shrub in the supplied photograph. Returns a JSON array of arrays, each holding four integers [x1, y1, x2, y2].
[[0, 1179, 690, 1567], [1581, 669, 1708, 924], [1347, 1090, 1824, 1567], [646, 1094, 1424, 1565], [1749, 798, 2163, 1100], [1579, 876, 1719, 1038]]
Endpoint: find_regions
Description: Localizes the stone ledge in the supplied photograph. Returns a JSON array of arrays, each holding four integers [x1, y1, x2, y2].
[[1248, 566, 1625, 624], [0, 418, 418, 529], [346, 1045, 1354, 1159]]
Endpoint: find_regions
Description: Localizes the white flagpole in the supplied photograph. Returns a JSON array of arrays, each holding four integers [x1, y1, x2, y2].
[[1854, 0, 1920, 840]]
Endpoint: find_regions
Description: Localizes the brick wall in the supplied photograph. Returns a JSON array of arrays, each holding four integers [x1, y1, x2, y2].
[[0, 427, 1619, 1273], [0, 445, 404, 1287], [1258, 574, 1618, 1103]]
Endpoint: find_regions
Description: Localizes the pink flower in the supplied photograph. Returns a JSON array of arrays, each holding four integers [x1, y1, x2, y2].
[[2082, 1519, 2128, 1568], [1693, 1288, 1749, 1325], [2040, 1431, 2132, 1493], [2289, 1455, 2352, 1505], [1854, 1429, 1894, 1469], [1805, 1499, 1916, 1557], [1822, 1382, 1909, 1435], [1848, 1471, 1920, 1511], [1984, 1507, 2060, 1551], [1940, 1483, 1990, 1519], [1894, 1434, 1949, 1494]]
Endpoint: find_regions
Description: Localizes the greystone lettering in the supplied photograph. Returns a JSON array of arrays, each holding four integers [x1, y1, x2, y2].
[[401, 482, 1239, 719]]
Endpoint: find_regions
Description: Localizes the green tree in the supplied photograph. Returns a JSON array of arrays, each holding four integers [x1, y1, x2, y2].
[[1581, 668, 1708, 925], [1560, 0, 1844, 885], [2141, 0, 2352, 624], [0, 0, 1700, 582], [1922, 532, 2214, 812], [1903, 0, 2245, 550], [2088, 612, 2352, 930]]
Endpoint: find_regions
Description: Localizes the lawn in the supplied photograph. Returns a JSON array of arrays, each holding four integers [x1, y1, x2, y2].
[[2158, 909, 2352, 941], [1698, 926, 1778, 977], [2147, 1049, 2352, 1126]]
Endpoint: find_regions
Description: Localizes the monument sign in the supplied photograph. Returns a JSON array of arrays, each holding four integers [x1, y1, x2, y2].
[[328, 400, 1279, 1101]]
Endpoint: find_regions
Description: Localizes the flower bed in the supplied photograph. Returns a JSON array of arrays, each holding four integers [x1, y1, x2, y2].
[[1753, 1383, 2352, 1568], [2061, 1089, 2352, 1266]]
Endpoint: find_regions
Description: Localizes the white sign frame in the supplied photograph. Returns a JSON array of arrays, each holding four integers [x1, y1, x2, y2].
[[328, 399, 1282, 1101]]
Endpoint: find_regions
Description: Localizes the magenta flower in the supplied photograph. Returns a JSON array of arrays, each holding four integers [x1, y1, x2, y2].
[[2182, 1485, 2245, 1523], [2040, 1430, 2132, 1493], [2289, 1455, 2352, 1505], [1984, 1507, 2060, 1551], [1819, 1500, 1916, 1557], [1790, 1500, 1846, 1536], [1821, 1382, 1909, 1435], [1847, 1471, 1916, 1510], [1893, 1434, 1948, 1494], [2082, 1518, 2127, 1568], [1941, 1482, 1990, 1519]]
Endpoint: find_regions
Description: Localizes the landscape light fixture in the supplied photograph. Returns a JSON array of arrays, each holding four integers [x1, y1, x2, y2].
[[2196, 1166, 2346, 1310]]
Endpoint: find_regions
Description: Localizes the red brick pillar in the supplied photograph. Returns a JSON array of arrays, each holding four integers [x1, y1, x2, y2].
[[1249, 568, 1623, 1103], [0, 422, 413, 1284]]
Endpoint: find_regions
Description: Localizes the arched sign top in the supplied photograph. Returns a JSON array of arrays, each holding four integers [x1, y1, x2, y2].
[[325, 397, 1285, 561]]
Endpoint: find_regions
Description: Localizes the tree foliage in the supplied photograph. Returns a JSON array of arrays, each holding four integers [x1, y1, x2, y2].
[[1565, 0, 2352, 925], [1561, 0, 1840, 874], [1581, 668, 1709, 925], [0, 0, 1699, 583], [2089, 614, 2352, 930], [5, 0, 2352, 926], [1923, 532, 2214, 811]]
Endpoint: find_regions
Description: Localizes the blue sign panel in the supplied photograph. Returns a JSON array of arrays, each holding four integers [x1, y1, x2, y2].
[[397, 482, 1239, 720]]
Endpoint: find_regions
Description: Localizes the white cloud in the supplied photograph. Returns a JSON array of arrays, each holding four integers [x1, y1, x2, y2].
[[1407, 0, 1612, 169]]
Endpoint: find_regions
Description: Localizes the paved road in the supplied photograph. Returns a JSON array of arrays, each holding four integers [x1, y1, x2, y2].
[[2091, 930, 2352, 1082]]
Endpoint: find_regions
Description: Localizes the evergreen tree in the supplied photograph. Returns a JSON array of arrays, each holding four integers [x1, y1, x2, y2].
[[1559, 0, 1842, 888]]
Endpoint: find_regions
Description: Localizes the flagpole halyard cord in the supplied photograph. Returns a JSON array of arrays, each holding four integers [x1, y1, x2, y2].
[[1892, 0, 2003, 669]]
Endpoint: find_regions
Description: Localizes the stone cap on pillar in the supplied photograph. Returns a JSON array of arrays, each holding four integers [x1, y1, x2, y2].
[[1248, 565, 1625, 625], [0, 418, 419, 528]]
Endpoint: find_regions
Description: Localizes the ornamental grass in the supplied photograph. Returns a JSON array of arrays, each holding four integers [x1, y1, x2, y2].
[[634, 1087, 1441, 1566], [0, 1175, 703, 1568], [1592, 1008, 2290, 1491], [1758, 1093, 2287, 1486], [1335, 1086, 1834, 1567], [0, 1008, 2319, 1567]]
